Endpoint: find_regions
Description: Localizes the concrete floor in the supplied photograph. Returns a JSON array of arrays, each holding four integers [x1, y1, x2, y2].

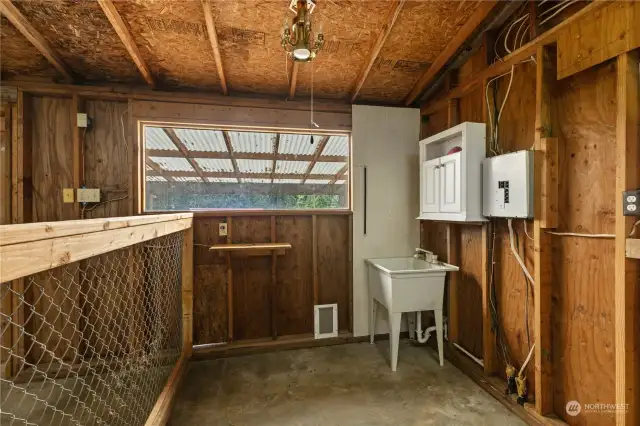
[[170, 340, 526, 426]]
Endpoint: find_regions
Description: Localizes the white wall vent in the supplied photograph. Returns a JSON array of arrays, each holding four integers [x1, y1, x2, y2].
[[314, 304, 338, 339]]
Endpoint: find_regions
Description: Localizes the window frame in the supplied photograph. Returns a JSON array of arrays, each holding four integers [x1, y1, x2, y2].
[[138, 121, 353, 215]]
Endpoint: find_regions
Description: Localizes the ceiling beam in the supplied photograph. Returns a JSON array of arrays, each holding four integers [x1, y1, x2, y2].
[[145, 149, 347, 163], [0, 0, 74, 82], [146, 157, 174, 182], [147, 170, 337, 180], [221, 130, 241, 181], [349, 0, 407, 103], [288, 62, 299, 100], [97, 0, 156, 89], [202, 0, 229, 95], [403, 1, 498, 106], [163, 128, 207, 182], [329, 165, 348, 184], [301, 135, 330, 183], [270, 134, 280, 183]]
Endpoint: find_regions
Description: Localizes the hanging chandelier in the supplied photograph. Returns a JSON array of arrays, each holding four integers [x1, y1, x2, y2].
[[281, 0, 324, 62]]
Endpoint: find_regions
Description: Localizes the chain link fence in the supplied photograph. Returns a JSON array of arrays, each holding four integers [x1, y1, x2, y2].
[[1, 231, 185, 426]]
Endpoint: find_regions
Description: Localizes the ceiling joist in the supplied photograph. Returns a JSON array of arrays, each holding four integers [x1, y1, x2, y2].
[[202, 0, 229, 95], [349, 0, 407, 103], [0, 0, 74, 82], [329, 165, 348, 185], [97, 0, 156, 89], [403, 0, 498, 106], [270, 134, 280, 183]]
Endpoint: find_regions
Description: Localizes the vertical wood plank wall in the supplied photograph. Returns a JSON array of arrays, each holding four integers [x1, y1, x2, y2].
[[3, 94, 353, 352], [193, 214, 351, 345], [420, 42, 630, 423]]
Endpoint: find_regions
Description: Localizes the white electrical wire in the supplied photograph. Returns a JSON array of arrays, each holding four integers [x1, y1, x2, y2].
[[545, 231, 615, 239], [539, 0, 574, 17], [540, 0, 579, 26], [512, 14, 529, 53], [508, 219, 535, 286], [519, 342, 536, 376], [523, 220, 534, 241], [495, 64, 515, 145], [504, 14, 529, 54]]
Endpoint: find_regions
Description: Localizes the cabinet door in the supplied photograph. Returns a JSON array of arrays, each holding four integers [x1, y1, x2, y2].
[[422, 158, 440, 213], [440, 152, 461, 213]]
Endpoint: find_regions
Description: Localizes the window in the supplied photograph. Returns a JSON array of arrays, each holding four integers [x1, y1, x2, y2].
[[143, 125, 350, 212]]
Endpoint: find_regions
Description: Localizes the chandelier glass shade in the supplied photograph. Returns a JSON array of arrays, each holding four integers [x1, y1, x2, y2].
[[281, 0, 324, 62]]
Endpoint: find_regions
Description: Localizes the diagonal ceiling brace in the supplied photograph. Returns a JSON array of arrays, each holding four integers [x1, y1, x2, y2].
[[0, 0, 75, 82], [98, 0, 156, 89], [163, 128, 207, 183]]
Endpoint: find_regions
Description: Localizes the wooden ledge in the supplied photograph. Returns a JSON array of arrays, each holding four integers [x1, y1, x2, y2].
[[210, 242, 292, 258]]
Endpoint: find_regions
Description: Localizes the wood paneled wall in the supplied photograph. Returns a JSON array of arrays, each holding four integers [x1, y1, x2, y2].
[[420, 45, 624, 425], [193, 214, 351, 345]]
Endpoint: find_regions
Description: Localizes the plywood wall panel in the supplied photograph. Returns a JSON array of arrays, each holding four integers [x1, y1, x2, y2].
[[276, 216, 313, 336], [231, 216, 272, 340], [555, 61, 617, 235], [456, 225, 484, 359], [28, 96, 79, 363], [193, 217, 228, 345], [317, 215, 350, 331], [551, 61, 617, 424], [552, 238, 615, 425], [83, 100, 131, 218]]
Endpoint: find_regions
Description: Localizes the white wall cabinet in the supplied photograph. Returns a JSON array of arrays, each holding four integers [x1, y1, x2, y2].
[[418, 122, 486, 222]]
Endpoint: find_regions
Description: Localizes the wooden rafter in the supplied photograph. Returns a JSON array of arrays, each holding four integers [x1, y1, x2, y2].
[[288, 62, 299, 100], [301, 135, 330, 183], [329, 164, 348, 184], [147, 170, 336, 181], [145, 149, 347, 163], [221, 131, 241, 181], [146, 157, 174, 182], [202, 0, 229, 95], [97, 0, 156, 89], [163, 128, 207, 182], [349, 0, 407, 103], [270, 133, 280, 183], [0, 0, 74, 82], [403, 1, 498, 106]]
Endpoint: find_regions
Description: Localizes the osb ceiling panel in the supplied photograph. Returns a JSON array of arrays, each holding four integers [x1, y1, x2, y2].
[[13, 0, 142, 84], [358, 0, 482, 103], [295, 0, 391, 99], [113, 0, 221, 91], [208, 0, 292, 95], [0, 17, 57, 79]]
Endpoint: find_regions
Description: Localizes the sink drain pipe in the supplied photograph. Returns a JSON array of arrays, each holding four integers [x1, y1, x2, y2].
[[415, 312, 436, 344]]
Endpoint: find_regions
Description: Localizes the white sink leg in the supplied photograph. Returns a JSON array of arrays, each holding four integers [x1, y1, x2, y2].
[[435, 309, 444, 366], [389, 312, 402, 371], [369, 298, 377, 344]]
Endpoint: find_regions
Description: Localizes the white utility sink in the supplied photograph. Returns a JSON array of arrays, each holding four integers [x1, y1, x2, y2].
[[366, 256, 459, 371]]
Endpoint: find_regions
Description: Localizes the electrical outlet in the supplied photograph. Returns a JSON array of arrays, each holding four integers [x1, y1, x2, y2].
[[219, 222, 228, 237], [77, 188, 101, 203], [63, 188, 74, 203], [623, 189, 640, 216]]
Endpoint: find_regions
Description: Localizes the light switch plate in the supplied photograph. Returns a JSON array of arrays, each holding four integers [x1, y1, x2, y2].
[[63, 188, 74, 203], [77, 188, 100, 203], [219, 222, 228, 237]]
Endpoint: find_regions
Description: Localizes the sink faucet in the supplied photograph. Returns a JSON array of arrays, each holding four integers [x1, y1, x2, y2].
[[414, 248, 437, 262]]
